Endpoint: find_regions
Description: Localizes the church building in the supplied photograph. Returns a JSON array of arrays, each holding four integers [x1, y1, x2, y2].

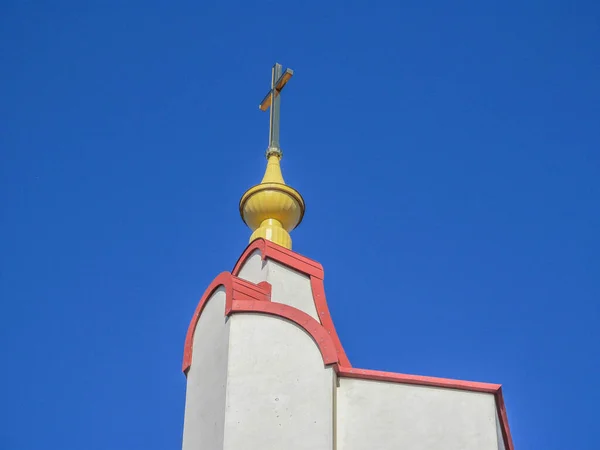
[[180, 63, 514, 450]]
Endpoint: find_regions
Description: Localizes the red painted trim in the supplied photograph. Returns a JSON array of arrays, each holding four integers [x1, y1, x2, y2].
[[232, 238, 350, 367], [182, 270, 337, 371], [310, 277, 351, 367], [336, 366, 514, 449], [231, 277, 271, 301], [335, 366, 500, 393], [182, 272, 271, 373], [182, 272, 232, 373], [226, 299, 338, 366], [232, 239, 324, 279], [232, 239, 268, 275], [495, 387, 515, 450], [262, 242, 324, 279], [256, 281, 272, 298]]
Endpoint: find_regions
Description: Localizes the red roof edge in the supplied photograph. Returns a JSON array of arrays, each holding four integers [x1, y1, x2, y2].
[[495, 386, 515, 450], [182, 272, 232, 373], [226, 299, 338, 366], [335, 365, 500, 393]]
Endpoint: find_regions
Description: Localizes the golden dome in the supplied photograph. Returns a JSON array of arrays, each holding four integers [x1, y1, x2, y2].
[[239, 154, 304, 249]]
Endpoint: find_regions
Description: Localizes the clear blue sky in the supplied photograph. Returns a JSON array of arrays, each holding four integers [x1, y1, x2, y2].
[[1, 1, 598, 449]]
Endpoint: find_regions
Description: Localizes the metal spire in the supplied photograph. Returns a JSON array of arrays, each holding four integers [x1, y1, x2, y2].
[[258, 63, 294, 158]]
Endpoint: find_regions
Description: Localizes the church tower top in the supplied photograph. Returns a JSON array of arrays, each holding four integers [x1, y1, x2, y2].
[[239, 63, 305, 250]]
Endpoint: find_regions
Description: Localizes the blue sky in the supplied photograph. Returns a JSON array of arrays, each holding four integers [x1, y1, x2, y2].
[[1, 1, 599, 449]]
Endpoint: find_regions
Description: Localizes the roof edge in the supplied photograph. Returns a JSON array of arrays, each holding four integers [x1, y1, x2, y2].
[[232, 238, 324, 279]]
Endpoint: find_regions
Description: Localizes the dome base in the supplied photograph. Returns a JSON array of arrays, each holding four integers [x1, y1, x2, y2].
[[249, 219, 292, 249]]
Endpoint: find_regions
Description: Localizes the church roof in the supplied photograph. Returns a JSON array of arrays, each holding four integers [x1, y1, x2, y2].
[[183, 238, 515, 450]]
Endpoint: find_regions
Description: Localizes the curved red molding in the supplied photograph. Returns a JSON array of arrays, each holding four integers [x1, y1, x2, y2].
[[182, 272, 271, 373], [232, 238, 351, 367], [232, 239, 267, 275], [226, 299, 338, 366], [182, 272, 337, 372], [309, 277, 351, 367], [182, 272, 232, 373]]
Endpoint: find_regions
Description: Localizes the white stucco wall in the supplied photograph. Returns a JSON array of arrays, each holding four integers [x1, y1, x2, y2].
[[224, 313, 334, 450], [182, 288, 230, 450], [337, 378, 502, 450], [236, 253, 320, 321], [265, 260, 319, 320], [235, 250, 265, 284], [495, 409, 506, 450]]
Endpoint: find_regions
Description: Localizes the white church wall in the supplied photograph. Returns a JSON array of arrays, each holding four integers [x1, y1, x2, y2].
[[495, 409, 506, 450], [336, 377, 501, 450], [265, 260, 320, 321], [224, 313, 334, 450], [236, 251, 321, 322], [182, 288, 230, 450], [235, 249, 265, 284]]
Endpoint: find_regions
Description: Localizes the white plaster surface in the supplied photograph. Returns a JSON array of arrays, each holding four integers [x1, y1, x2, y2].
[[495, 409, 506, 450], [224, 313, 334, 450], [235, 250, 266, 284], [182, 288, 230, 450], [337, 378, 501, 450], [265, 260, 319, 321], [236, 252, 320, 322]]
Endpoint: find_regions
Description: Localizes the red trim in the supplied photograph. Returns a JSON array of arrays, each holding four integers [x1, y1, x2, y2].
[[232, 239, 351, 367], [310, 277, 351, 367], [496, 387, 515, 450], [232, 239, 324, 279], [225, 299, 338, 365], [182, 272, 271, 373], [182, 270, 338, 372], [182, 272, 232, 373], [232, 239, 268, 274], [256, 281, 272, 298], [335, 366, 500, 393]]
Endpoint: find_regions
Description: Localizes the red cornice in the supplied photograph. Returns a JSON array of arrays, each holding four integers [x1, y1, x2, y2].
[[335, 366, 501, 393]]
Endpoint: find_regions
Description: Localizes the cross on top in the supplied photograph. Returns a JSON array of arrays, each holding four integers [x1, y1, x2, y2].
[[259, 63, 294, 158]]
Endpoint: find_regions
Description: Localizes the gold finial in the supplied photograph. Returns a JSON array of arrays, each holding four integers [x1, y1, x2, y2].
[[239, 63, 304, 249]]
